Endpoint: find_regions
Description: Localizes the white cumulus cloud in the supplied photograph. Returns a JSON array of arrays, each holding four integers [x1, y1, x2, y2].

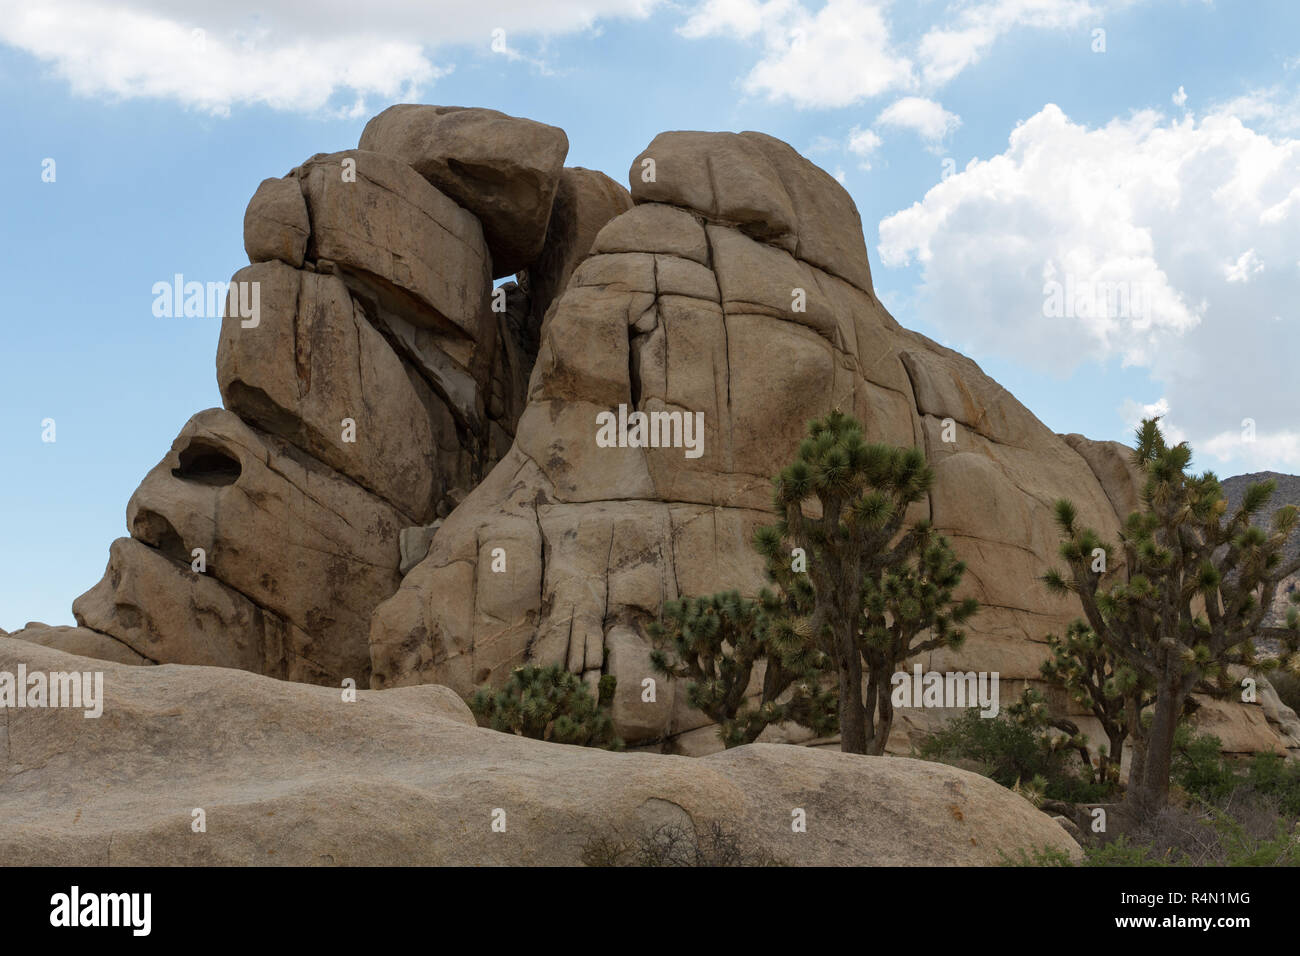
[[847, 126, 884, 168], [0, 0, 658, 114], [682, 0, 914, 108], [1224, 249, 1264, 283], [878, 98, 1300, 462], [917, 0, 1099, 86], [680, 0, 1115, 109], [1200, 424, 1300, 471], [875, 96, 961, 142]]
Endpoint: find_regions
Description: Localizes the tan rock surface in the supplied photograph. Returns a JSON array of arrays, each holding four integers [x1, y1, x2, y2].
[[299, 149, 494, 375], [359, 104, 569, 277], [1061, 433, 1147, 523], [6, 623, 151, 666], [0, 638, 1081, 866], [370, 129, 1147, 753], [74, 537, 334, 684], [78, 408, 405, 686], [217, 260, 439, 521], [630, 130, 873, 291], [243, 175, 310, 268]]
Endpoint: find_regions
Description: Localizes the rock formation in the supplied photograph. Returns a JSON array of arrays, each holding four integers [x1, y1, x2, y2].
[[65, 107, 631, 690], [31, 105, 1295, 766], [0, 638, 1081, 865], [1222, 471, 1300, 628]]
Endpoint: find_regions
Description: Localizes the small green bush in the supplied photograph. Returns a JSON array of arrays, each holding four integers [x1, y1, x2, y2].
[[918, 708, 1111, 802], [1170, 727, 1238, 803], [1078, 836, 1176, 867], [1244, 753, 1300, 816], [1002, 732, 1300, 867], [995, 845, 1075, 867], [1000, 837, 1178, 867], [1172, 727, 1300, 816], [469, 664, 624, 750]]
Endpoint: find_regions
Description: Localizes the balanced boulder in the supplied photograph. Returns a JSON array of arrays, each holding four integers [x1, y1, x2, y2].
[[243, 175, 310, 268], [360, 104, 569, 277]]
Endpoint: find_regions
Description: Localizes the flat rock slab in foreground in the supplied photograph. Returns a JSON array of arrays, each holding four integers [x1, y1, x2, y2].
[[0, 639, 1078, 866]]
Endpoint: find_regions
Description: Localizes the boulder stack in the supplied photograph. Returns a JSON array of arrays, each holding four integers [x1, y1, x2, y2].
[[63, 107, 630, 688], [31, 108, 1294, 762]]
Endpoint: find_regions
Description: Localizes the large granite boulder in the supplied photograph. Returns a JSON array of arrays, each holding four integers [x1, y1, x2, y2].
[[359, 104, 569, 277], [369, 128, 1299, 761], [217, 260, 441, 522], [74, 537, 332, 684], [76, 409, 404, 686], [299, 149, 496, 384], [243, 175, 310, 268], [0, 638, 1082, 866], [5, 622, 151, 666]]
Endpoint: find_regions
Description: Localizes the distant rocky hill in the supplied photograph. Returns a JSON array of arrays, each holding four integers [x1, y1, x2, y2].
[[1222, 471, 1300, 627]]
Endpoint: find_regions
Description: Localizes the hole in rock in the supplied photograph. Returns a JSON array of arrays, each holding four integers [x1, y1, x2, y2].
[[130, 509, 190, 565], [172, 440, 241, 486]]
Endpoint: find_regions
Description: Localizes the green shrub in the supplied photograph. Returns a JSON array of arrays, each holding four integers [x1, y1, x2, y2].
[[1080, 836, 1178, 867], [1208, 807, 1300, 866], [918, 708, 1111, 802], [1001, 837, 1177, 867], [1170, 726, 1238, 803], [1245, 753, 1300, 816], [996, 845, 1076, 867], [469, 664, 623, 750], [1171, 726, 1300, 816], [1002, 734, 1300, 867]]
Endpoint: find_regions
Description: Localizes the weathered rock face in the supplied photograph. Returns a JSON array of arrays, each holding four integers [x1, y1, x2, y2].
[[74, 537, 333, 684], [359, 104, 569, 277], [370, 128, 1300, 761], [77, 409, 404, 685], [70, 113, 631, 691], [1060, 433, 1146, 524], [217, 260, 441, 522], [521, 166, 636, 340], [0, 638, 1081, 866], [243, 176, 310, 268], [5, 622, 151, 666], [632, 130, 873, 291]]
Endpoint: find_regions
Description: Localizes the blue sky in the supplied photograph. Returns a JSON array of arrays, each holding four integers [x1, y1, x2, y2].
[[2, 0, 1298, 630]]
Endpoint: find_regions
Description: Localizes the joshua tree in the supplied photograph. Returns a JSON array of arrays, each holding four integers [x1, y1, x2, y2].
[[1010, 620, 1156, 786], [648, 590, 837, 747], [1044, 417, 1300, 815], [858, 522, 979, 754], [469, 663, 623, 750], [754, 410, 976, 755]]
